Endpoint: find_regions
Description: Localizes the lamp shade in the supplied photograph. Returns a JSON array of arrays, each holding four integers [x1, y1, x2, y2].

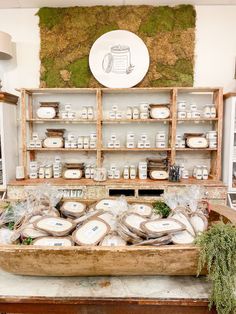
[[0, 31, 13, 60]]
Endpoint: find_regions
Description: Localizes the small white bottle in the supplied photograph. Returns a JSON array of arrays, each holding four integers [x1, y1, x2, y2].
[[38, 166, 45, 179], [123, 165, 129, 179], [87, 107, 94, 120], [126, 106, 133, 119], [90, 165, 95, 179], [132, 107, 139, 120], [196, 166, 203, 180], [202, 166, 209, 180], [210, 105, 216, 118], [85, 165, 91, 179], [81, 106, 88, 119], [130, 165, 136, 179]]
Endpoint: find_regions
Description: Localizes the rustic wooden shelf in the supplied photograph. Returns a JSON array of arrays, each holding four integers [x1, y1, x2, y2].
[[101, 148, 171, 152], [102, 119, 171, 123], [9, 177, 224, 187], [27, 148, 97, 152], [176, 148, 217, 151], [177, 118, 218, 122], [26, 118, 97, 123], [20, 87, 223, 181]]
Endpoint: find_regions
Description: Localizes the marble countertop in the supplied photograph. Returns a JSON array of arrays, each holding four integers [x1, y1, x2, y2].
[[0, 270, 210, 300]]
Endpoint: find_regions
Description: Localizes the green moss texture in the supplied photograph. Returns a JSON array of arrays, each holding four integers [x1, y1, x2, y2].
[[37, 5, 196, 88]]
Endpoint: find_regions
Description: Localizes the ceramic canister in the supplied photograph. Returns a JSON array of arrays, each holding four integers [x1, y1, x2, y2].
[[156, 132, 166, 140], [178, 111, 186, 119], [139, 103, 149, 112], [177, 101, 186, 111]]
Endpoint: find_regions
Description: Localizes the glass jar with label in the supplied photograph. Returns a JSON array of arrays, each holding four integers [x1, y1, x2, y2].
[[81, 106, 88, 119], [90, 165, 95, 179], [132, 107, 139, 119], [123, 165, 129, 179], [210, 105, 216, 118], [87, 107, 94, 120], [196, 166, 203, 180], [45, 164, 53, 179], [85, 165, 91, 179], [202, 166, 209, 180], [130, 165, 136, 179], [203, 105, 211, 118], [126, 106, 133, 119], [177, 101, 186, 111]]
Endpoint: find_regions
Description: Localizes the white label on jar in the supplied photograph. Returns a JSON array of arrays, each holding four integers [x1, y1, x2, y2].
[[137, 142, 145, 148], [114, 141, 120, 148], [115, 112, 122, 119], [110, 134, 116, 141], [133, 113, 139, 119], [65, 104, 71, 111], [127, 141, 135, 148], [141, 134, 148, 140], [178, 111, 186, 119], [156, 142, 165, 148], [109, 111, 116, 119], [112, 105, 118, 111], [140, 112, 149, 119], [68, 112, 76, 119], [108, 142, 114, 148], [156, 133, 165, 140], [82, 112, 88, 119]]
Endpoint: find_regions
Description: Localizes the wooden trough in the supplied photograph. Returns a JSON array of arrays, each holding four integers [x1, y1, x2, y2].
[[0, 204, 235, 276]]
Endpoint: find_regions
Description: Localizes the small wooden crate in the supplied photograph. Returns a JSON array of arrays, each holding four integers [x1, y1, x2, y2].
[[0, 204, 235, 277]]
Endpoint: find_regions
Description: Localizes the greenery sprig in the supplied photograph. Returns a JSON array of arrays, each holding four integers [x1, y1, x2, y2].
[[153, 201, 171, 218], [196, 222, 236, 314]]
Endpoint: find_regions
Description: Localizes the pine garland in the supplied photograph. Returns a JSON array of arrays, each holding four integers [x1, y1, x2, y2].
[[196, 222, 236, 314]]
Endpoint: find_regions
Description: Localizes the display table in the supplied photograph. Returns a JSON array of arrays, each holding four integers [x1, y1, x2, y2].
[[0, 270, 215, 314]]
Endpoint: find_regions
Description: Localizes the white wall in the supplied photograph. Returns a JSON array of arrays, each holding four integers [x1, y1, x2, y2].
[[195, 5, 236, 91], [0, 9, 39, 94], [0, 6, 236, 93]]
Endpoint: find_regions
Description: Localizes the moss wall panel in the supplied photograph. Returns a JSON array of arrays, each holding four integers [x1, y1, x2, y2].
[[37, 5, 196, 88]]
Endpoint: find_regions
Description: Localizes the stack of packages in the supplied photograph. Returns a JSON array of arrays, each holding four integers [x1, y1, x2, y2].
[[147, 157, 169, 180], [43, 129, 65, 148]]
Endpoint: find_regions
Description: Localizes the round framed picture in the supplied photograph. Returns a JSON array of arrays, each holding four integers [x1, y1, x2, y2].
[[89, 30, 150, 88]]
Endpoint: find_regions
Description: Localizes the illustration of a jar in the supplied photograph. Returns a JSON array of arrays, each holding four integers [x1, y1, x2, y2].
[[102, 45, 135, 75]]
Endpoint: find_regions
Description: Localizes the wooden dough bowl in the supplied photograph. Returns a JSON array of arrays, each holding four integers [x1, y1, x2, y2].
[[0, 204, 235, 276]]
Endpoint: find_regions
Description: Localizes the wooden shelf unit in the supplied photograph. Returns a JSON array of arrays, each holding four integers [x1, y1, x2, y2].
[[20, 87, 223, 180]]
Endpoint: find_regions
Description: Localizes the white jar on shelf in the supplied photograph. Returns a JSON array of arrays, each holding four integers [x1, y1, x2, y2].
[[202, 166, 209, 180], [45, 164, 53, 179], [123, 165, 129, 179], [178, 111, 186, 119], [114, 169, 121, 179], [210, 105, 216, 118], [140, 112, 149, 119], [139, 103, 149, 112], [182, 170, 189, 179], [177, 101, 186, 111], [133, 107, 139, 119], [190, 103, 197, 111], [130, 165, 136, 179], [87, 106, 94, 120], [109, 111, 116, 120], [196, 166, 203, 180], [126, 106, 133, 119], [191, 110, 201, 119], [203, 105, 211, 118], [81, 106, 88, 119], [85, 165, 91, 179]]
